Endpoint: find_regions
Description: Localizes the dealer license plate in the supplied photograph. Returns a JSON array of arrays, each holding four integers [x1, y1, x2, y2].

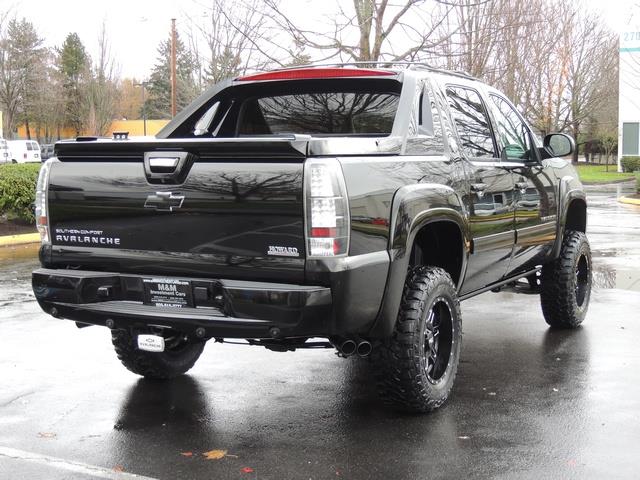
[[143, 278, 194, 308]]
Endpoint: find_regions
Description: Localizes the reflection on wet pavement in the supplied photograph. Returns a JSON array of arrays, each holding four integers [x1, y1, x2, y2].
[[0, 244, 39, 306], [586, 184, 640, 291]]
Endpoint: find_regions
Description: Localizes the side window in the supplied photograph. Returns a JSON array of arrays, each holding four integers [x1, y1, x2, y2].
[[445, 86, 495, 158], [489, 94, 532, 161], [407, 82, 445, 155], [26, 142, 33, 151]]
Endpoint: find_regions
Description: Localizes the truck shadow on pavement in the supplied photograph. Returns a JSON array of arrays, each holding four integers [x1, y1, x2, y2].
[[102, 324, 594, 479]]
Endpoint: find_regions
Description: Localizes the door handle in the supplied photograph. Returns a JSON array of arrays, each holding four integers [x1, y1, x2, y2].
[[515, 181, 528, 192]]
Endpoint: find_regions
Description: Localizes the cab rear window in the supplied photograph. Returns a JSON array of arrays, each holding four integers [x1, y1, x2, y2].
[[238, 91, 399, 136]]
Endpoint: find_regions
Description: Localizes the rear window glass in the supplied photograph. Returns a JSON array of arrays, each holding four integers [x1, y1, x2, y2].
[[238, 92, 398, 136]]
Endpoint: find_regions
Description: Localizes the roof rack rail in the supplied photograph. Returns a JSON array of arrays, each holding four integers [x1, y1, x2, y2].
[[258, 61, 478, 81]]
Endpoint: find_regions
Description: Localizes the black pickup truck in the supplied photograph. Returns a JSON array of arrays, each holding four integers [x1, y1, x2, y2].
[[32, 64, 592, 412]]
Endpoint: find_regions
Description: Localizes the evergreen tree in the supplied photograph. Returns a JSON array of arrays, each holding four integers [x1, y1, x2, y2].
[[57, 33, 90, 136], [144, 33, 199, 119], [205, 46, 241, 85]]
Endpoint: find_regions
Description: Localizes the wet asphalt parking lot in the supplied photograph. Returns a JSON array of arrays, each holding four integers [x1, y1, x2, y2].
[[1, 184, 639, 480]]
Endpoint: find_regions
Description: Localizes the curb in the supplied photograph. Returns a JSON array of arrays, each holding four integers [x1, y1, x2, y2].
[[581, 178, 636, 185], [0, 232, 40, 247], [619, 196, 640, 206]]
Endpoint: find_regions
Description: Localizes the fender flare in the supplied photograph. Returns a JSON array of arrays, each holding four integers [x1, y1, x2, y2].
[[551, 176, 587, 259], [368, 183, 470, 338]]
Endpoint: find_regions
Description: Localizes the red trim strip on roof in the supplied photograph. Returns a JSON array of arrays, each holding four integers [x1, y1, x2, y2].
[[236, 68, 396, 81]]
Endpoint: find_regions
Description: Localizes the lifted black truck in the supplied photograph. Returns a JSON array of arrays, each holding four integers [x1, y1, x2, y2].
[[33, 64, 592, 412]]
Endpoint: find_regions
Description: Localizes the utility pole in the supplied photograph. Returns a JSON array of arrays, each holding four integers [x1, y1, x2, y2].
[[170, 18, 177, 117]]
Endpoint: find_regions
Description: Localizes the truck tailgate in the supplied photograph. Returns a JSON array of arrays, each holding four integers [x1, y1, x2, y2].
[[46, 139, 306, 283]]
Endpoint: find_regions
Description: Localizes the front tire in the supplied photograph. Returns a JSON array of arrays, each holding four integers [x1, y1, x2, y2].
[[111, 329, 205, 379], [540, 230, 592, 328], [371, 266, 462, 413]]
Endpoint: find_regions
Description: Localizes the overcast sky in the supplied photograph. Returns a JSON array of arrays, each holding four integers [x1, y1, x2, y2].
[[0, 0, 636, 80]]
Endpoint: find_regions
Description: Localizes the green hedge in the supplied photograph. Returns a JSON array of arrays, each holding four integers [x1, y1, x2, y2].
[[621, 156, 640, 173], [636, 172, 640, 194], [0, 163, 41, 222]]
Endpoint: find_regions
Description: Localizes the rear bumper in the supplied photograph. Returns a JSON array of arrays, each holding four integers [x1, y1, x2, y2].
[[32, 269, 332, 339], [33, 250, 390, 339]]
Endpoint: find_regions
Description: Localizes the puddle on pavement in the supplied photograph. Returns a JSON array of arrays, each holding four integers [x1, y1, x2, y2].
[[592, 260, 640, 292], [585, 186, 640, 292], [592, 249, 628, 258], [0, 244, 40, 306], [592, 264, 617, 289]]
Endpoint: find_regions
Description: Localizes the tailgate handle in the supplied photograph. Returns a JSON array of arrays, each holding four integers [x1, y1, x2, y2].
[[149, 156, 179, 172], [144, 151, 195, 184]]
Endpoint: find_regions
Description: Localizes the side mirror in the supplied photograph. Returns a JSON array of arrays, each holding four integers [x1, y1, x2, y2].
[[543, 133, 575, 158]]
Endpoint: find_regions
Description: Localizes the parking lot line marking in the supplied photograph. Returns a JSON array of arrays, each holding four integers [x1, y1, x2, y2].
[[0, 446, 159, 480]]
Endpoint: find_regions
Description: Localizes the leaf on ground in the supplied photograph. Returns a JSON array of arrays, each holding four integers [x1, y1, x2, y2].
[[203, 449, 228, 460], [37, 432, 56, 438], [241, 467, 254, 473], [180, 452, 194, 457], [113, 465, 125, 472]]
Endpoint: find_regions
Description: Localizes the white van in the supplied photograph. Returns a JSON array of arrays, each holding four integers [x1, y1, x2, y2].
[[0, 139, 10, 164], [8, 140, 41, 163]]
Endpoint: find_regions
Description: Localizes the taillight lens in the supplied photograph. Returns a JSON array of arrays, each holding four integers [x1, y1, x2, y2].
[[304, 159, 350, 257], [35, 158, 56, 245]]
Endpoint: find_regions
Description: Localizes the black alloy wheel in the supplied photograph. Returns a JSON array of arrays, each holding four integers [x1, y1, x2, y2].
[[424, 297, 454, 384]]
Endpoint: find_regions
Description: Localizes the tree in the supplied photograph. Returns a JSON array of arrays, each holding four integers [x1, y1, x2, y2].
[[422, 0, 618, 161], [115, 78, 143, 120], [144, 32, 199, 119], [57, 32, 90, 136], [261, 0, 456, 63], [0, 17, 46, 138], [184, 0, 273, 86], [564, 12, 618, 163], [29, 48, 65, 142], [86, 22, 119, 136]]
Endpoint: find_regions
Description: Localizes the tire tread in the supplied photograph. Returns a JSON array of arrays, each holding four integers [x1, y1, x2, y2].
[[540, 230, 591, 328], [371, 266, 462, 413]]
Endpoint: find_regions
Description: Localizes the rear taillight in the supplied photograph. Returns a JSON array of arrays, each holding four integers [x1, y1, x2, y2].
[[304, 159, 350, 257], [35, 158, 56, 245]]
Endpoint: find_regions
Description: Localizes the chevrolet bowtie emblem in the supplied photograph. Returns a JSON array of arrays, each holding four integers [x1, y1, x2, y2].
[[144, 192, 185, 211]]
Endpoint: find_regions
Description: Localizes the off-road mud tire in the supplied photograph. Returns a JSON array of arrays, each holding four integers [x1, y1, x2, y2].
[[371, 266, 462, 413], [540, 230, 592, 328]]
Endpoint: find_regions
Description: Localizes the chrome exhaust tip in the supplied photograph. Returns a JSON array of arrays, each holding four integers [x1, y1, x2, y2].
[[356, 340, 372, 357], [340, 339, 357, 356]]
